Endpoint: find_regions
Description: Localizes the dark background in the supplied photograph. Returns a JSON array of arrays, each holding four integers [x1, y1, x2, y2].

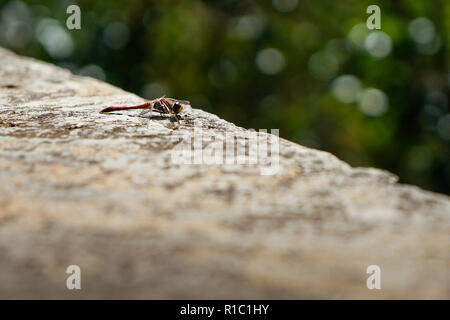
[[1, 0, 449, 194]]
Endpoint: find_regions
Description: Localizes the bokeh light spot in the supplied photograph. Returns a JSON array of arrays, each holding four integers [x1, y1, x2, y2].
[[307, 51, 338, 81], [424, 104, 443, 118], [408, 17, 435, 44], [272, 0, 299, 13], [417, 35, 441, 55], [6, 21, 32, 49], [426, 91, 448, 113], [256, 48, 285, 75], [325, 39, 350, 64], [364, 31, 392, 58], [228, 15, 266, 40], [36, 19, 74, 59], [331, 75, 362, 104], [357, 88, 388, 116], [1, 1, 33, 49], [1, 1, 32, 25], [347, 24, 370, 50]]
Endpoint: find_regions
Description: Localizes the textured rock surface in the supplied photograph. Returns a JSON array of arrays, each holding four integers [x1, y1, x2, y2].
[[0, 47, 449, 299]]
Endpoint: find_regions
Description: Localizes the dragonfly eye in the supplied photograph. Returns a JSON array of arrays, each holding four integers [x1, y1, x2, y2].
[[172, 102, 183, 114]]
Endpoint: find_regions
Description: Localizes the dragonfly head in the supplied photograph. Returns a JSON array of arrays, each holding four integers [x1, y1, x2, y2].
[[172, 102, 183, 114]]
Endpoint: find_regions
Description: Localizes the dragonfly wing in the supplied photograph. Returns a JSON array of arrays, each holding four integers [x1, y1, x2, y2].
[[167, 98, 191, 105]]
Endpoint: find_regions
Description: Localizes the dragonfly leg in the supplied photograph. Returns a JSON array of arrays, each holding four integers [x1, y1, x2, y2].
[[139, 104, 153, 117]]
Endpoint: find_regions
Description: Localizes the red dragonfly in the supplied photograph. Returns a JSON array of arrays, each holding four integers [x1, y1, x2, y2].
[[99, 97, 189, 125]]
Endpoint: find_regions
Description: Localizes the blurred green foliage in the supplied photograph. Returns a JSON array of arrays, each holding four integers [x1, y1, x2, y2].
[[1, 0, 449, 193]]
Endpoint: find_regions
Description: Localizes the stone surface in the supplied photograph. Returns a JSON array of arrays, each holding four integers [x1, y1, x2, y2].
[[0, 47, 448, 299]]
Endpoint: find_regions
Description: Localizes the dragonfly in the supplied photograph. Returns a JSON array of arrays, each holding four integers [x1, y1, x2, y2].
[[99, 97, 190, 126]]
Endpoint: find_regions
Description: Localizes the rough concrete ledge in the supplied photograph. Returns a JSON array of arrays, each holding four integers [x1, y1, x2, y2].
[[0, 47, 449, 299]]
